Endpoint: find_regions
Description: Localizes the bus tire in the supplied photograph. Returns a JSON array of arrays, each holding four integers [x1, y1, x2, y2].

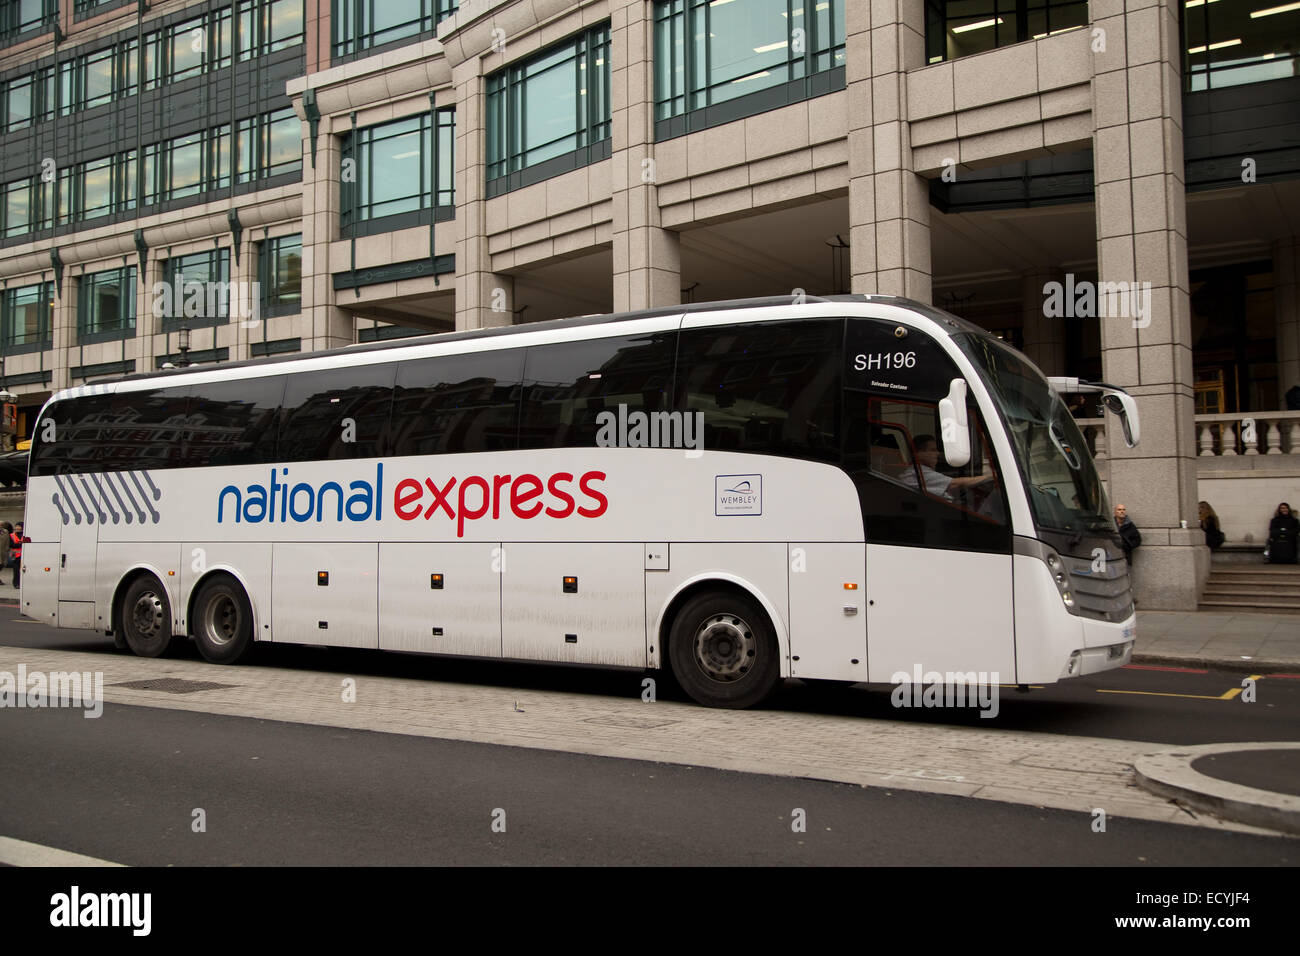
[[192, 575, 254, 665], [668, 590, 781, 709], [120, 575, 174, 658]]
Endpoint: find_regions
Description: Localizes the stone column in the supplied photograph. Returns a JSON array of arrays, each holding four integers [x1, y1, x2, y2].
[[453, 60, 512, 330], [1021, 270, 1066, 376], [301, 113, 354, 352], [50, 268, 74, 392], [611, 0, 680, 312], [1275, 238, 1300, 401], [1091, 0, 1206, 608], [848, 0, 931, 301]]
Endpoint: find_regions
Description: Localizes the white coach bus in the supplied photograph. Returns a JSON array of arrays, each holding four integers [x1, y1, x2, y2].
[[22, 294, 1140, 708]]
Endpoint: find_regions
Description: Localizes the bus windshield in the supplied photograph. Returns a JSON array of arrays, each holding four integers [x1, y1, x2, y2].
[[953, 333, 1112, 537]]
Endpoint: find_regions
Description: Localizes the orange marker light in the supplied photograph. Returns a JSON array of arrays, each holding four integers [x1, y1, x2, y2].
[[168, 570, 175, 576], [844, 582, 858, 590]]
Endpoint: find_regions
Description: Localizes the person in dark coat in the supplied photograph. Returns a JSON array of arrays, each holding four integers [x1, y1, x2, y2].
[[1267, 502, 1299, 564], [1115, 503, 1141, 563], [1199, 501, 1224, 551]]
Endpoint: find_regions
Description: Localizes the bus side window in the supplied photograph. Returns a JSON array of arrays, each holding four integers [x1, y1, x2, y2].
[[390, 349, 523, 456], [94, 388, 191, 472], [676, 319, 842, 463], [279, 363, 396, 462], [185, 375, 287, 467], [518, 333, 675, 450]]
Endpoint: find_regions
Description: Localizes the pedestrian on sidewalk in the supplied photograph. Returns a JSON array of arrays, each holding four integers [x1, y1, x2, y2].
[[0, 522, 11, 585], [1115, 503, 1141, 564], [8, 521, 21, 588], [1266, 503, 1299, 564], [1198, 501, 1225, 551]]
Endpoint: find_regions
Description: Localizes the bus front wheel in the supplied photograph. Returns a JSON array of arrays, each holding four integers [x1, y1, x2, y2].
[[668, 590, 780, 709], [192, 575, 254, 664], [119, 575, 174, 658]]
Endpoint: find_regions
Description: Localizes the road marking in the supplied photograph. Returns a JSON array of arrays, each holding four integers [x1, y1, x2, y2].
[[1098, 689, 1236, 701], [0, 835, 126, 867]]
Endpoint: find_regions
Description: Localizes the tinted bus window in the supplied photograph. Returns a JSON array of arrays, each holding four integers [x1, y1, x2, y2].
[[676, 319, 842, 463], [390, 350, 523, 456], [185, 375, 286, 467], [30, 396, 104, 476], [518, 332, 676, 449], [279, 363, 396, 461], [91, 388, 191, 471]]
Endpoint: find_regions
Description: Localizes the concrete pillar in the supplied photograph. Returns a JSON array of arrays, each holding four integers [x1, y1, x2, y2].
[[611, 0, 680, 312], [848, 0, 931, 301], [1021, 271, 1066, 376], [50, 268, 73, 392], [1091, 0, 1206, 608], [299, 110, 354, 351], [452, 60, 511, 330], [1274, 238, 1300, 401]]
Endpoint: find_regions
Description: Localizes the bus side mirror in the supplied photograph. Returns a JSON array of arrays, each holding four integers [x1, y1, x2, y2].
[[1102, 392, 1140, 448], [938, 378, 971, 468]]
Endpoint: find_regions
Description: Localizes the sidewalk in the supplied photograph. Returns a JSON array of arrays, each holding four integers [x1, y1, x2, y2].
[[1133, 609, 1300, 671]]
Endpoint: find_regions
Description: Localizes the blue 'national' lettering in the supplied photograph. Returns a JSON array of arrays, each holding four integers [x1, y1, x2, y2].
[[218, 464, 384, 523]]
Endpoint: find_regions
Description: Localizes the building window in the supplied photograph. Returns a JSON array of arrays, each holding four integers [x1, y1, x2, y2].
[[1184, 0, 1300, 91], [924, 0, 1088, 63], [237, 0, 305, 59], [654, 0, 845, 139], [485, 24, 610, 196], [0, 281, 53, 350], [332, 0, 458, 62], [78, 266, 137, 341], [2, 178, 35, 238], [259, 234, 301, 317], [0, 0, 56, 44], [341, 108, 454, 235], [236, 107, 301, 183], [145, 8, 235, 90], [160, 250, 231, 329]]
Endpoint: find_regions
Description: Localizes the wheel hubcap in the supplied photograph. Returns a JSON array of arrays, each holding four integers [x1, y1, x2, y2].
[[693, 613, 756, 683], [203, 595, 239, 647], [131, 592, 165, 639]]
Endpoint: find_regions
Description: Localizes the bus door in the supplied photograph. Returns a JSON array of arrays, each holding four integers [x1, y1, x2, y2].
[[55, 471, 103, 628], [843, 319, 1016, 683]]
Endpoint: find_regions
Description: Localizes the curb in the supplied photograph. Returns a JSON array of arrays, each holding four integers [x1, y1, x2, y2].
[[1130, 653, 1300, 674], [1134, 741, 1300, 837]]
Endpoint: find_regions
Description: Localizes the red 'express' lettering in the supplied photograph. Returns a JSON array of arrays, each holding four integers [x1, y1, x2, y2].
[[392, 469, 607, 535]]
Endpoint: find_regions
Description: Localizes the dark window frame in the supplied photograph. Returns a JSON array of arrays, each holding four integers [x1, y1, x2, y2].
[[923, 0, 1089, 64], [77, 264, 137, 343], [331, 0, 459, 64], [341, 107, 455, 236], [258, 233, 302, 318], [653, 0, 846, 141], [159, 248, 232, 331], [0, 279, 54, 352], [485, 23, 611, 196]]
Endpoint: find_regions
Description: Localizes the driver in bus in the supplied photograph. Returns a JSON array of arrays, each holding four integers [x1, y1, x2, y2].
[[901, 434, 995, 501]]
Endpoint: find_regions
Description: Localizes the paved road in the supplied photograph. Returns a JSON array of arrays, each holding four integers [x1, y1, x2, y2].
[[1, 605, 1296, 747], [2, 606, 1298, 866], [1, 703, 1294, 866]]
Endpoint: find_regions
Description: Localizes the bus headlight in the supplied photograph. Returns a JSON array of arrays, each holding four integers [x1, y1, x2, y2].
[[1023, 541, 1079, 615]]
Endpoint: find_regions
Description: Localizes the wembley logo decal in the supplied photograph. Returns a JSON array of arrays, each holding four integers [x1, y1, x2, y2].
[[52, 471, 162, 525]]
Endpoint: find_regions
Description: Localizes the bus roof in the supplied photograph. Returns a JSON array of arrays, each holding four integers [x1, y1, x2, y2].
[[53, 292, 986, 397]]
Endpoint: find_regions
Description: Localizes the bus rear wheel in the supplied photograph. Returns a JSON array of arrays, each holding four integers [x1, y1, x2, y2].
[[192, 575, 254, 664], [120, 575, 174, 658], [668, 590, 780, 709]]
